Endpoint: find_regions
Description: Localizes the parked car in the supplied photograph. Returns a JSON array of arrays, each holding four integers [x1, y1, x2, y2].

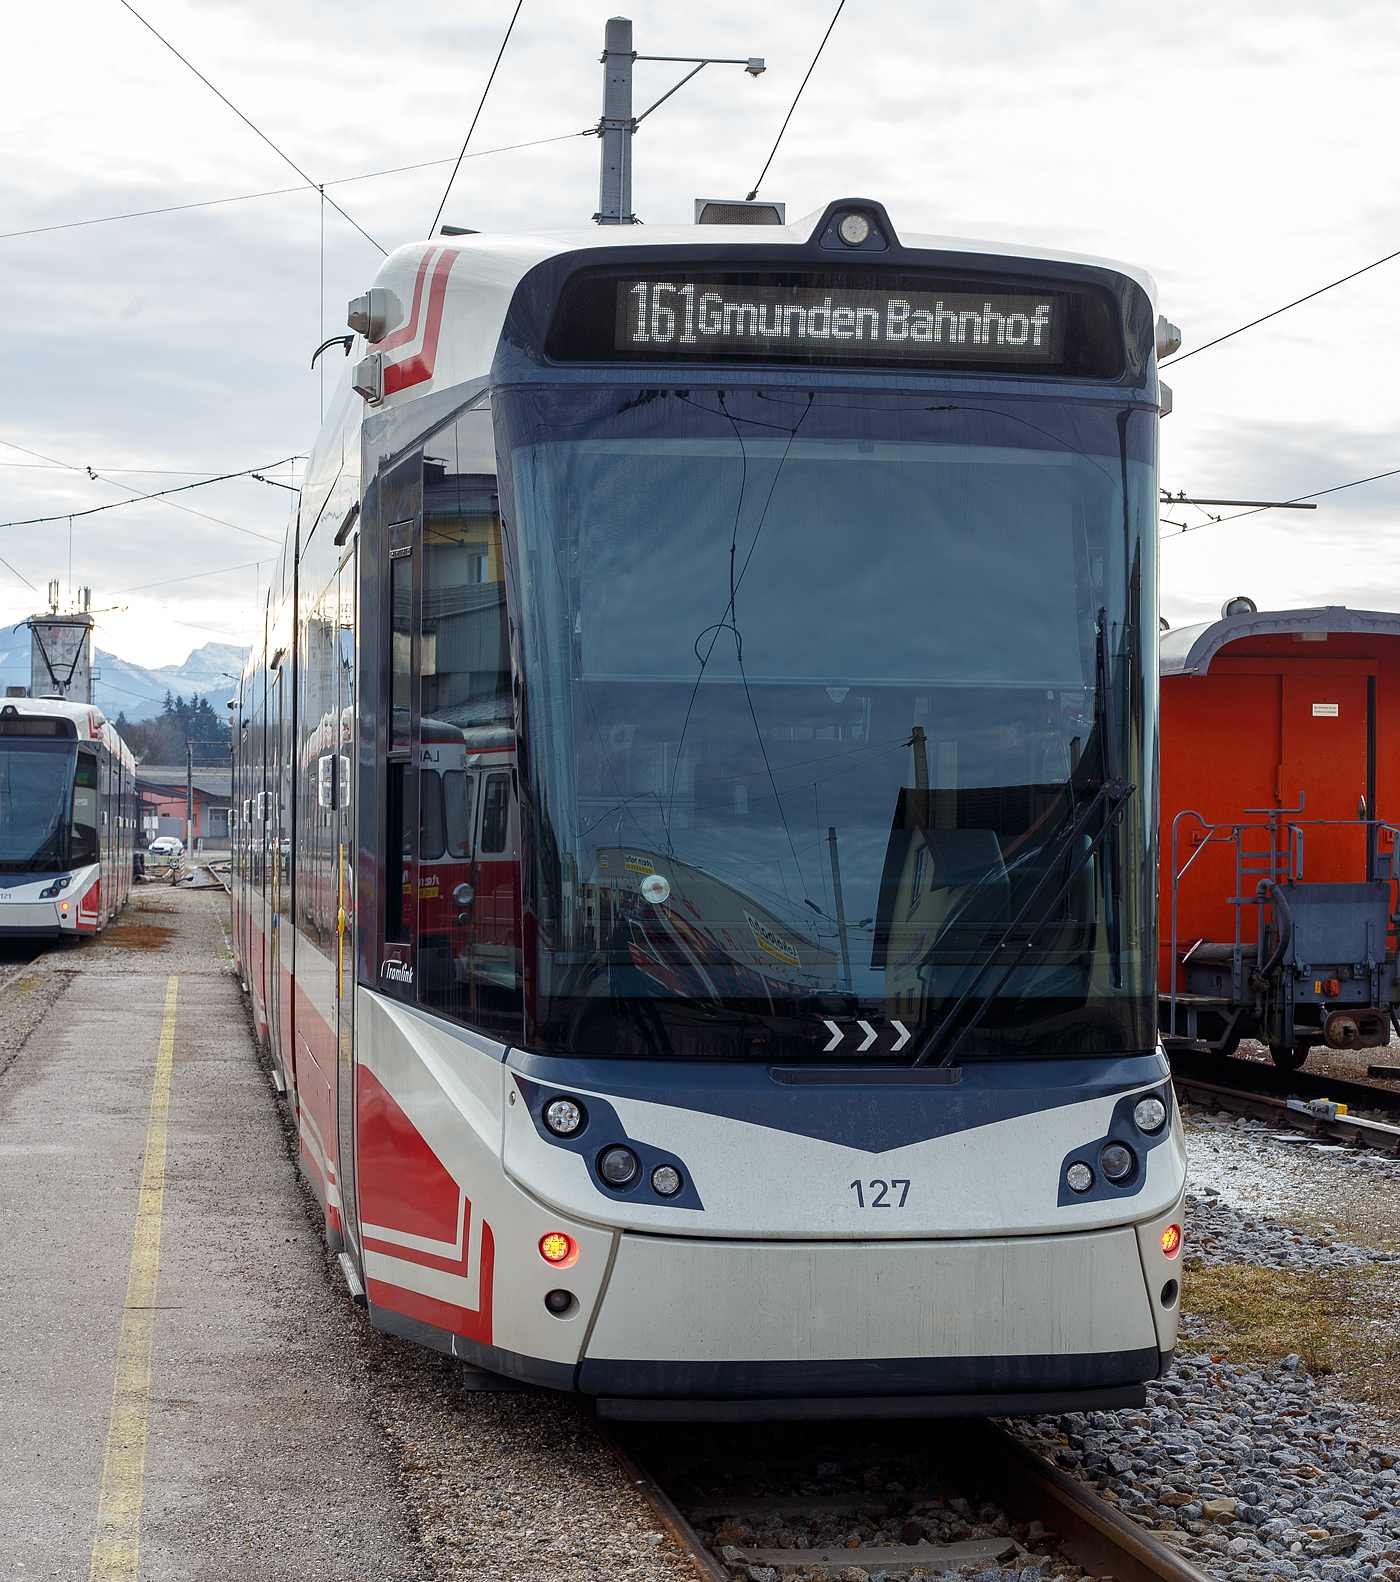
[[148, 836, 184, 856]]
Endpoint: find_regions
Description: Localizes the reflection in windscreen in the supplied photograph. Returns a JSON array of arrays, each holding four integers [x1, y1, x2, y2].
[[508, 389, 1154, 1059], [0, 744, 77, 873]]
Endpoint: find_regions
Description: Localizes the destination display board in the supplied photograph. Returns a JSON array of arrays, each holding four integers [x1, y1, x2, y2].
[[545, 268, 1125, 377], [617, 281, 1067, 362]]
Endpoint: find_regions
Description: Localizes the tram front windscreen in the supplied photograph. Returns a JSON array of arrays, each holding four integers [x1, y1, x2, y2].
[[502, 386, 1157, 1061], [0, 738, 79, 874]]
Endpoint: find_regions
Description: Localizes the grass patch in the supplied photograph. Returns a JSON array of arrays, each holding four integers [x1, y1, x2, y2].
[[1183, 1260, 1400, 1376]]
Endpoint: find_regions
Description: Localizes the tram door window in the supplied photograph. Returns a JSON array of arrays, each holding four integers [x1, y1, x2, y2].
[[72, 753, 98, 864], [373, 451, 422, 998], [411, 406, 520, 1037]]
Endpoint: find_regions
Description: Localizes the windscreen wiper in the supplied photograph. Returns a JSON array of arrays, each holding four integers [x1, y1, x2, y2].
[[909, 611, 1134, 1069]]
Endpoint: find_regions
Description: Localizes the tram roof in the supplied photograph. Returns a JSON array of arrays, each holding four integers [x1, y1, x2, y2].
[[1160, 605, 1400, 676], [346, 211, 1161, 409], [0, 696, 109, 735], [380, 214, 1161, 300]]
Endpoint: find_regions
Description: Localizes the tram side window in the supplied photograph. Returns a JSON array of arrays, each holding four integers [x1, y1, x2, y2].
[[443, 771, 474, 858], [421, 413, 509, 729], [420, 769, 447, 861], [72, 755, 99, 864], [480, 772, 510, 854], [390, 537, 412, 753], [386, 762, 409, 942]]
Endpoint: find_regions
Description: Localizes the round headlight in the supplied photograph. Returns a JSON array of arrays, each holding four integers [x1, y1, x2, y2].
[[1100, 1142, 1136, 1182], [545, 1098, 584, 1136], [1134, 1095, 1167, 1134], [1065, 1162, 1094, 1193], [640, 874, 671, 904], [598, 1146, 640, 1187], [839, 213, 871, 246], [651, 1164, 682, 1197]]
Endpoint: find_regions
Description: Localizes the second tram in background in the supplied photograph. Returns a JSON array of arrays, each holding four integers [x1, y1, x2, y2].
[[233, 196, 1186, 1416], [0, 698, 136, 936]]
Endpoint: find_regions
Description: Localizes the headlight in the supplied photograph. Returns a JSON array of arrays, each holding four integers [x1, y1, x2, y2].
[[598, 1146, 640, 1187], [1065, 1162, 1094, 1193], [651, 1164, 682, 1197], [545, 1098, 584, 1136], [1134, 1095, 1167, 1134], [1100, 1142, 1136, 1182]]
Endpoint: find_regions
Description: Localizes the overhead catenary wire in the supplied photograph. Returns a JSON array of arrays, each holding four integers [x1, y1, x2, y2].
[[1161, 464, 1400, 539], [428, 0, 526, 237], [0, 133, 592, 244], [0, 552, 37, 592], [1163, 242, 1400, 367], [114, 558, 274, 595], [0, 439, 293, 544], [0, 458, 300, 533], [115, 0, 387, 255], [746, 0, 847, 201]]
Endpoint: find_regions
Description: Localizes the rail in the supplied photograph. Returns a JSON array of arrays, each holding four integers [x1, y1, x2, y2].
[[1169, 1049, 1400, 1156], [599, 1412, 1216, 1582]]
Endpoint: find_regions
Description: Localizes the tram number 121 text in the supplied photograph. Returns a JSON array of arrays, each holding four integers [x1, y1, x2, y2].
[[849, 1179, 911, 1208]]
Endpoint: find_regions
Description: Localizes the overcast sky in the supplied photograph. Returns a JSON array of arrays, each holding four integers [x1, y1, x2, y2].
[[4, 0, 1399, 686]]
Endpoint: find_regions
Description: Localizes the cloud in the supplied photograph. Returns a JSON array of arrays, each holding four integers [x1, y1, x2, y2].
[[4, 0, 1400, 665]]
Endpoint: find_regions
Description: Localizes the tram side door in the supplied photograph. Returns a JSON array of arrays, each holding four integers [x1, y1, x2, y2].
[[268, 660, 292, 1083], [334, 545, 361, 1249]]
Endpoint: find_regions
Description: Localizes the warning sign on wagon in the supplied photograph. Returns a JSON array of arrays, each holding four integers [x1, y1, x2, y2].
[[1312, 702, 1339, 716]]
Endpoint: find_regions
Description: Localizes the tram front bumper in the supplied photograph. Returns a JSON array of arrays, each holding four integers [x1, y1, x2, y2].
[[0, 902, 61, 935], [577, 1220, 1172, 1404]]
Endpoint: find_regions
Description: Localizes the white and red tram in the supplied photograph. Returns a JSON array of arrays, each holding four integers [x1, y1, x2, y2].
[[0, 697, 136, 937], [232, 198, 1187, 1417]]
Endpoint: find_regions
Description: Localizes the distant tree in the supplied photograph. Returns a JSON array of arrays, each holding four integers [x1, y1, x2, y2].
[[116, 692, 231, 764]]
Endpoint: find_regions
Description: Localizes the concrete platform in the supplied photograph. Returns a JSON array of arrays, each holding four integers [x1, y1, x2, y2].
[[0, 886, 428, 1579]]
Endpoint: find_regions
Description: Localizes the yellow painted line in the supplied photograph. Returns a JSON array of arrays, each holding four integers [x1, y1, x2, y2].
[[89, 975, 178, 1581]]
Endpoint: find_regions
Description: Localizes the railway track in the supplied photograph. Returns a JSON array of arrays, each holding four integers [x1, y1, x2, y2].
[[1169, 1048, 1400, 1156], [598, 1413, 1214, 1582]]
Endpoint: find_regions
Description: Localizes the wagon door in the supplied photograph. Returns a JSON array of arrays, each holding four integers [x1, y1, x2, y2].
[[1159, 672, 1280, 981], [1280, 673, 1370, 883]]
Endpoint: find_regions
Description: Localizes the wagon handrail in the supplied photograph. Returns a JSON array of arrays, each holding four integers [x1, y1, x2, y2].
[[1169, 809, 1235, 1038], [1168, 800, 1400, 1042]]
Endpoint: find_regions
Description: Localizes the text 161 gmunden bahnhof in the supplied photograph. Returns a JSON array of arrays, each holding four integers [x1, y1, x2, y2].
[[615, 281, 1063, 361]]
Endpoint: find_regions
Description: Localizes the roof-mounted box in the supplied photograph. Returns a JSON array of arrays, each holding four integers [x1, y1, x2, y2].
[[695, 199, 785, 225]]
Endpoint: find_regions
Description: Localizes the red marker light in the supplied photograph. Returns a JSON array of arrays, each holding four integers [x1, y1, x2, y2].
[[1162, 1224, 1182, 1257], [539, 1232, 578, 1267]]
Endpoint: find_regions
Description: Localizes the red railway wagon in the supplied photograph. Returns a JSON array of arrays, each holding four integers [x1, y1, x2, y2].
[[1159, 601, 1400, 1069]]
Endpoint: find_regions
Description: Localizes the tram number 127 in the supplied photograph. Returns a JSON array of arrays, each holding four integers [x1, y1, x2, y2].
[[849, 1179, 911, 1208]]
